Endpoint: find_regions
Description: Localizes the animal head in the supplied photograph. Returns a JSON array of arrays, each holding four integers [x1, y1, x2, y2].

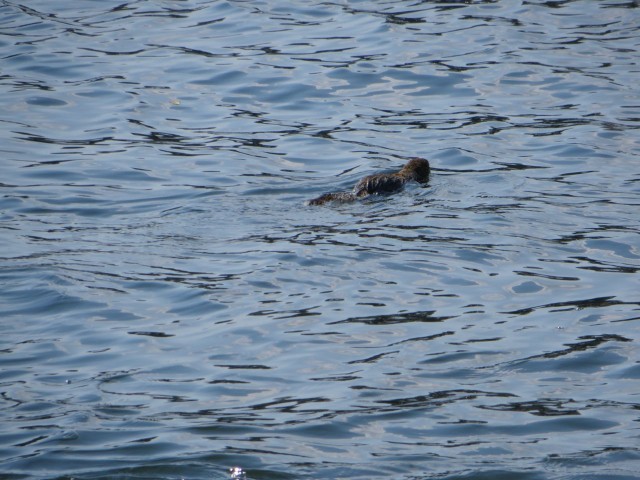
[[403, 157, 430, 183]]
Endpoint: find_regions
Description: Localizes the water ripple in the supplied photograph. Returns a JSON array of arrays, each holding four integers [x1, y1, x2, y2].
[[1, 1, 639, 479]]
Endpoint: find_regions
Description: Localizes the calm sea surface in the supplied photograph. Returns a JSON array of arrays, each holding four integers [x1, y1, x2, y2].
[[1, 1, 639, 479]]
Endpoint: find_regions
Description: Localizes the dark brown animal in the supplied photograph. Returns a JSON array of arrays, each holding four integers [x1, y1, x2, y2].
[[308, 157, 430, 206]]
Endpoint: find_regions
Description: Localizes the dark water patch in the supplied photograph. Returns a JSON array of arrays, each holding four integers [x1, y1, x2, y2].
[[128, 331, 174, 338], [329, 310, 453, 325], [480, 398, 581, 416], [502, 296, 633, 316]]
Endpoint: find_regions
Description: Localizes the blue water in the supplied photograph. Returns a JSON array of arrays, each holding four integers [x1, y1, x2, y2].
[[1, 1, 639, 479]]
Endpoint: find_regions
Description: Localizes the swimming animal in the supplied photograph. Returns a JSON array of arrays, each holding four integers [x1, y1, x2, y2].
[[308, 157, 430, 205]]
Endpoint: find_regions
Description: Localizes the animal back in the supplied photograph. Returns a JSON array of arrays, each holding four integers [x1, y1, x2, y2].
[[354, 173, 405, 197]]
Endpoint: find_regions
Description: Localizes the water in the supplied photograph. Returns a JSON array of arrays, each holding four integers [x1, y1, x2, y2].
[[1, 1, 639, 479]]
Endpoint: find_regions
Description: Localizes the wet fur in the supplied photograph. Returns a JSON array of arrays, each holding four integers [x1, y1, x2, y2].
[[308, 158, 430, 206]]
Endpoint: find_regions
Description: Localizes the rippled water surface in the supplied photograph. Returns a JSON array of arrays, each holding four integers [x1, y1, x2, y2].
[[2, 1, 640, 479]]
